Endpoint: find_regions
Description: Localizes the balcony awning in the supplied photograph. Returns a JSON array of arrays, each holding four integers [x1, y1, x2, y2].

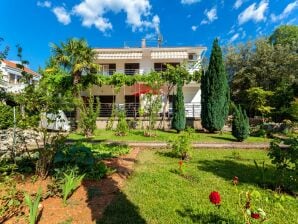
[[96, 52, 143, 60], [131, 83, 159, 96], [151, 51, 188, 59]]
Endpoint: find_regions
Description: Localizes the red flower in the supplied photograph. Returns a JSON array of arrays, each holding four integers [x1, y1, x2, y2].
[[209, 191, 221, 205], [178, 160, 183, 166], [251, 213, 260, 219]]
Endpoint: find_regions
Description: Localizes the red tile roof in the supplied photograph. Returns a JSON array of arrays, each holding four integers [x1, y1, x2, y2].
[[2, 59, 40, 77]]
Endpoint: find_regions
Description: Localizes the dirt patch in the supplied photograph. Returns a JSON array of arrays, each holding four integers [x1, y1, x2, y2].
[[4, 148, 140, 224]]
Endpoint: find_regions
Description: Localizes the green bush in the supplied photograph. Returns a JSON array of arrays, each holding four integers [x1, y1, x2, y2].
[[169, 134, 191, 160], [54, 143, 95, 172], [232, 105, 250, 141], [115, 110, 129, 136], [0, 103, 14, 129]]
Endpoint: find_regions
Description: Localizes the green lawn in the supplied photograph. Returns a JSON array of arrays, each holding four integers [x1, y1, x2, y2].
[[99, 149, 298, 224], [69, 129, 269, 143]]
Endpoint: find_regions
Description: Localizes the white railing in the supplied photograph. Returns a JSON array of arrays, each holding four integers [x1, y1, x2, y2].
[[99, 69, 144, 76]]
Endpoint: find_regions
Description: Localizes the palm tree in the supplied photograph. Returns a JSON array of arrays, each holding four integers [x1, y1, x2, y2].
[[50, 38, 99, 124]]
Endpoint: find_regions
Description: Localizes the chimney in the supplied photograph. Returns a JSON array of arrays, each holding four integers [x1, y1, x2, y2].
[[141, 39, 146, 48]]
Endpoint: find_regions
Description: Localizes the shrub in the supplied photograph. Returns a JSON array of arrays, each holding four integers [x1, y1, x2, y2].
[[169, 134, 191, 160], [115, 110, 129, 136], [232, 105, 250, 141], [0, 103, 14, 129], [78, 93, 100, 137], [53, 143, 95, 173]]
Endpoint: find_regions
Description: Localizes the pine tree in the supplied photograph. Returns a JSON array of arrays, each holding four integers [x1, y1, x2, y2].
[[232, 105, 250, 142], [201, 38, 230, 132], [172, 82, 186, 133]]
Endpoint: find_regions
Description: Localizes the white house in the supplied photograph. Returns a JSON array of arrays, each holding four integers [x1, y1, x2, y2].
[[88, 40, 207, 121], [0, 59, 40, 93]]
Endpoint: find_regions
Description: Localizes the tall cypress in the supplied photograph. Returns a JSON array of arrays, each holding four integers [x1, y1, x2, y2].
[[201, 38, 230, 132], [172, 82, 186, 133]]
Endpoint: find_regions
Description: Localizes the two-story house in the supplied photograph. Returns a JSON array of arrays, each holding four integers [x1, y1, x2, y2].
[[0, 59, 40, 93]]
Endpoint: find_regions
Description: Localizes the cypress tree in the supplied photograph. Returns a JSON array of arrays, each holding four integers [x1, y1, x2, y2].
[[232, 105, 250, 141], [172, 82, 186, 133], [201, 38, 230, 132]]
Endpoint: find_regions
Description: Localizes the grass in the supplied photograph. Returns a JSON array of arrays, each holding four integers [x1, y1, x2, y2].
[[69, 129, 269, 143], [99, 149, 298, 224]]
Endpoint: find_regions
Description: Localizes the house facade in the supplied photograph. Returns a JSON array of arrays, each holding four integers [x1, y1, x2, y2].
[[0, 59, 40, 93], [86, 40, 206, 124]]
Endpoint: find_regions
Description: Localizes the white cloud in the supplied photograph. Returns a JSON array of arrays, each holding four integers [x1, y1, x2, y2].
[[72, 0, 159, 33], [191, 25, 198, 31], [201, 7, 218, 25], [234, 0, 245, 9], [52, 6, 71, 25], [37, 1, 51, 8], [181, 0, 201, 5], [238, 0, 269, 25], [230, 33, 240, 42], [271, 1, 298, 22]]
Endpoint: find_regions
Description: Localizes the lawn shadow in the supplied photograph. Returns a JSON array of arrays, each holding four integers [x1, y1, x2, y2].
[[197, 159, 276, 186], [210, 136, 238, 142], [176, 207, 238, 224], [82, 150, 145, 223]]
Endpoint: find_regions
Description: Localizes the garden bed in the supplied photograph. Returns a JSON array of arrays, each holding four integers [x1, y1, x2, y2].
[[1, 148, 140, 224]]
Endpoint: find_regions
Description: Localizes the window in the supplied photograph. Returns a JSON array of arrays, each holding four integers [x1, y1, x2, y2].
[[100, 64, 116, 76], [9, 73, 15, 84], [125, 63, 139, 75]]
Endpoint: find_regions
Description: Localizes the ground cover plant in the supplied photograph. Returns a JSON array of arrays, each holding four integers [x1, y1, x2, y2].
[[101, 149, 298, 224]]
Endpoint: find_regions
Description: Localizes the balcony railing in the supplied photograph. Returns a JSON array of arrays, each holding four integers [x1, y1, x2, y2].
[[99, 103, 140, 117], [99, 69, 143, 76]]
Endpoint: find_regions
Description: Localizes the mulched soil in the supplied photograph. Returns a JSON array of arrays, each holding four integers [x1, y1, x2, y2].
[[4, 148, 140, 224]]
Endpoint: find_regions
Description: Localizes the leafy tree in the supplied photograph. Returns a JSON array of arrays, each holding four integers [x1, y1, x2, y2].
[[232, 105, 250, 142], [269, 25, 298, 46], [246, 87, 274, 120], [201, 38, 230, 132], [172, 82, 186, 133], [160, 65, 190, 129], [224, 36, 298, 119], [0, 103, 14, 129]]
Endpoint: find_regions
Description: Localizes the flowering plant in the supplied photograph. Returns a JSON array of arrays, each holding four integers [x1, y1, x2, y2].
[[209, 191, 221, 207]]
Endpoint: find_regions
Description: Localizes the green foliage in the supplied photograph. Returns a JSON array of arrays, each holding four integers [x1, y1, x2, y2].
[[24, 188, 42, 224], [288, 98, 298, 121], [269, 25, 298, 46], [54, 143, 95, 173], [0, 103, 14, 129], [225, 35, 298, 119], [172, 82, 186, 133], [61, 171, 85, 205], [142, 93, 162, 136], [201, 38, 230, 132], [253, 160, 267, 187], [268, 137, 298, 172], [246, 87, 274, 118], [90, 143, 131, 159], [79, 91, 100, 137], [115, 110, 129, 136], [0, 174, 23, 222], [232, 105, 250, 141], [268, 137, 298, 191], [169, 134, 191, 160]]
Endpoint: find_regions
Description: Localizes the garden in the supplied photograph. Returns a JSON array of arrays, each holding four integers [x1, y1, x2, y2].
[[0, 25, 297, 223]]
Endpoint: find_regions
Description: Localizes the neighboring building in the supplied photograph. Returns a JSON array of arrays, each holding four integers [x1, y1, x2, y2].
[[0, 59, 40, 93], [88, 40, 207, 121]]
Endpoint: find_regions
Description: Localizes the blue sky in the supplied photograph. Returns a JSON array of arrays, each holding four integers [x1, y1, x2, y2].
[[1, 0, 297, 70]]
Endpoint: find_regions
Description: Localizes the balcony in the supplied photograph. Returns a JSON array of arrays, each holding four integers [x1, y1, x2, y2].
[[98, 69, 144, 76]]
